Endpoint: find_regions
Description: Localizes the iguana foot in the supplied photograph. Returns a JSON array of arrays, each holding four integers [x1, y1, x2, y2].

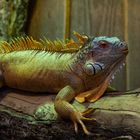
[[71, 108, 96, 135]]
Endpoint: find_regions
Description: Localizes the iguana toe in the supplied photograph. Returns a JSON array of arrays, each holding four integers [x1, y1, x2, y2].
[[70, 109, 96, 135]]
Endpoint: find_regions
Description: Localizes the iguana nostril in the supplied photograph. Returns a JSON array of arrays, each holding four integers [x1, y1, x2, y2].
[[119, 42, 127, 47]]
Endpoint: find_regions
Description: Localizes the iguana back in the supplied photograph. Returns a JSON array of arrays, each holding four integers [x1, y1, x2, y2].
[[0, 35, 84, 92]]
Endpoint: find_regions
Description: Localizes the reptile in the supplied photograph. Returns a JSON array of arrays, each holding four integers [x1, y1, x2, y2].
[[0, 32, 128, 135]]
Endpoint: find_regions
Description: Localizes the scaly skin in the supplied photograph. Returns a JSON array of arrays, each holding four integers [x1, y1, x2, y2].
[[0, 35, 128, 135]]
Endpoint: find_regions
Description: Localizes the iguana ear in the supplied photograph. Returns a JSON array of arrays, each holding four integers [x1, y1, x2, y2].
[[73, 31, 89, 44]]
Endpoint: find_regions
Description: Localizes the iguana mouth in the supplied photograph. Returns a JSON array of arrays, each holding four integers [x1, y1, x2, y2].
[[122, 48, 128, 54]]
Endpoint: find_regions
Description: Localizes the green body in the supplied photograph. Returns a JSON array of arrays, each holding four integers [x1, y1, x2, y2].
[[0, 50, 81, 92]]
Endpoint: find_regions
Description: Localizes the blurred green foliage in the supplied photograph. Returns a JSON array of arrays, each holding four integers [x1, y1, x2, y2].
[[0, 0, 29, 41]]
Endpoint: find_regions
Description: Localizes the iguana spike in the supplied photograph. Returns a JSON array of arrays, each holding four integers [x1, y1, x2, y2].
[[21, 37, 27, 49], [29, 37, 34, 48], [0, 44, 5, 53], [57, 39, 64, 49], [65, 39, 81, 48], [40, 38, 48, 51], [54, 40, 61, 51], [29, 37, 35, 48], [5, 42, 12, 52], [20, 37, 26, 49], [26, 36, 31, 48], [73, 31, 88, 44], [47, 40, 53, 51], [11, 40, 17, 50], [2, 42, 10, 52], [48, 40, 53, 51], [14, 38, 20, 50], [0, 32, 86, 54]]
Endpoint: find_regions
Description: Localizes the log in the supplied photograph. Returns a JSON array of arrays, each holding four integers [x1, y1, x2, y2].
[[0, 88, 140, 140]]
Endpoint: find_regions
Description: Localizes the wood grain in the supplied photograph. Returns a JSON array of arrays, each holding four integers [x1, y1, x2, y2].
[[27, 0, 65, 40], [127, 0, 140, 90]]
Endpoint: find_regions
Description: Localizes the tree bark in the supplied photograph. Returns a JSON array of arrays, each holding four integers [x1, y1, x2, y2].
[[0, 88, 139, 140]]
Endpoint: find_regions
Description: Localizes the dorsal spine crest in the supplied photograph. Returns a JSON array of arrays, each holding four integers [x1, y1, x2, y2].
[[0, 32, 88, 54]]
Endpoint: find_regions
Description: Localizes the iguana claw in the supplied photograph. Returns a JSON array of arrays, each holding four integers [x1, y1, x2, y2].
[[71, 108, 96, 135]]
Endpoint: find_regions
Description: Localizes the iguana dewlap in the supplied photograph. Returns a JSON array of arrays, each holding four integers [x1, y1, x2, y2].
[[0, 32, 128, 135]]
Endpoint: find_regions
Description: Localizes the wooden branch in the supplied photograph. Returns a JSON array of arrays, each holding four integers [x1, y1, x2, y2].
[[0, 88, 140, 139]]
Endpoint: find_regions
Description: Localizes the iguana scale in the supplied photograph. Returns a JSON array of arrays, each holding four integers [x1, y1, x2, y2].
[[0, 32, 128, 135]]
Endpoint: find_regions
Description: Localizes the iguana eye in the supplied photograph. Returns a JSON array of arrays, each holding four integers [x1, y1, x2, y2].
[[99, 41, 108, 48]]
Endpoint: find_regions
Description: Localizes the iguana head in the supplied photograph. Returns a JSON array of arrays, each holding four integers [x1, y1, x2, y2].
[[74, 36, 128, 102], [81, 36, 128, 75]]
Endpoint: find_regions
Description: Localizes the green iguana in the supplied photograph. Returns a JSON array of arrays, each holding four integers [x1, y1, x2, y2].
[[0, 32, 128, 135]]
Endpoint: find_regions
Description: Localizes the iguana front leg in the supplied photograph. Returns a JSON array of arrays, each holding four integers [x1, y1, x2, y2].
[[54, 85, 95, 135]]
